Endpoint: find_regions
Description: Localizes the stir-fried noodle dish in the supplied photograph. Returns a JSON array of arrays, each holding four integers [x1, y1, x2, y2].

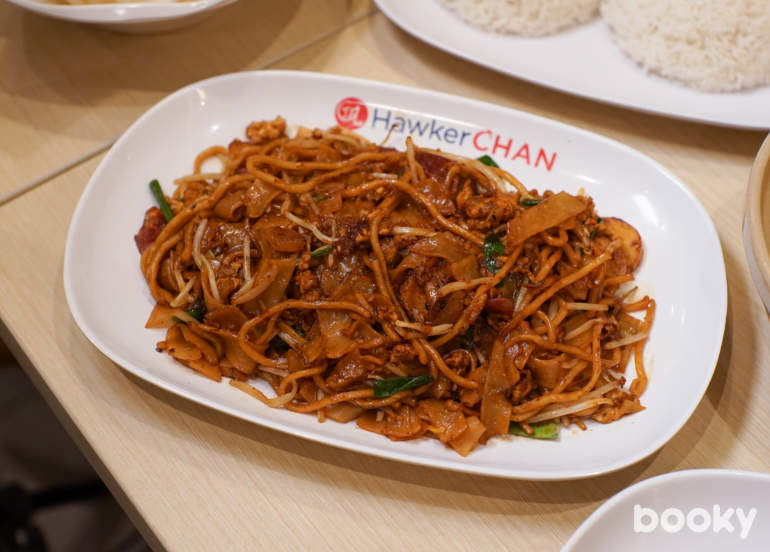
[[135, 117, 654, 455]]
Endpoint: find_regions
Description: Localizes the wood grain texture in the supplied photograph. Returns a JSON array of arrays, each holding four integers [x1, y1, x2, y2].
[[0, 0, 373, 195], [0, 7, 769, 552]]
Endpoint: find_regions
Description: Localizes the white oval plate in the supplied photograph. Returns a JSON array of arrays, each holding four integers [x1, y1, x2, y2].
[[374, 0, 770, 130], [563, 470, 770, 551], [64, 70, 726, 479], [6, 0, 238, 32]]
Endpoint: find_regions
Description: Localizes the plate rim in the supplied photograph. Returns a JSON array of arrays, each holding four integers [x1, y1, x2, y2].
[[63, 69, 728, 480], [5, 0, 234, 24], [373, 0, 770, 131]]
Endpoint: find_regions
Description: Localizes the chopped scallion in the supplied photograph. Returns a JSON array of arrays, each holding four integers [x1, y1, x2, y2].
[[149, 179, 174, 222], [373, 374, 432, 398], [508, 421, 559, 440], [186, 297, 206, 322], [520, 198, 542, 207], [477, 155, 499, 168], [310, 245, 333, 258], [484, 234, 504, 274]]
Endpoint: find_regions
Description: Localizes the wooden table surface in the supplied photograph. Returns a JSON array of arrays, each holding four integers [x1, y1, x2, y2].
[[1, 2, 768, 550]]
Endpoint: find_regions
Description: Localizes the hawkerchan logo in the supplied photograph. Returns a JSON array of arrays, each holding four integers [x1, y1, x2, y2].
[[332, 97, 558, 172], [634, 504, 757, 540], [335, 97, 368, 130]]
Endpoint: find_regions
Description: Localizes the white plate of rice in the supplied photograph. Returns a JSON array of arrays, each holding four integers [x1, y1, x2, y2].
[[374, 0, 770, 130], [5, 0, 239, 32]]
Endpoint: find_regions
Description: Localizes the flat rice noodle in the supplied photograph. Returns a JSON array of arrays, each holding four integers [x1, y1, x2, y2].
[[318, 192, 343, 214], [244, 182, 279, 218], [234, 259, 278, 306], [267, 227, 306, 253], [332, 270, 376, 299], [449, 415, 486, 457], [145, 304, 190, 329], [300, 323, 325, 363], [417, 399, 468, 443], [258, 258, 296, 309], [429, 293, 466, 325], [216, 222, 248, 250], [450, 255, 480, 282], [204, 305, 248, 333], [325, 349, 370, 390], [179, 324, 218, 364], [318, 309, 356, 359], [399, 275, 428, 321], [618, 312, 642, 337], [184, 357, 222, 382], [419, 178, 455, 215], [213, 190, 246, 221], [503, 331, 534, 374], [357, 410, 386, 434], [251, 213, 290, 233], [316, 181, 344, 214], [527, 356, 563, 389], [391, 252, 425, 281], [158, 257, 176, 292], [222, 334, 257, 375], [562, 312, 591, 336], [389, 204, 434, 229], [162, 325, 201, 361], [286, 350, 305, 373], [325, 403, 364, 423], [410, 232, 468, 263], [480, 336, 514, 436], [352, 322, 384, 347], [368, 405, 424, 440], [186, 323, 224, 358], [318, 255, 357, 296], [507, 192, 587, 246]]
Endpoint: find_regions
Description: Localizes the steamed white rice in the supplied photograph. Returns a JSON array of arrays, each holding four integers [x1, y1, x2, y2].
[[438, 0, 600, 37], [601, 0, 770, 92]]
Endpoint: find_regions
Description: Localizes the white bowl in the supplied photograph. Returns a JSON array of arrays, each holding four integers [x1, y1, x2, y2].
[[5, 0, 239, 33], [563, 469, 770, 551], [744, 134, 770, 314]]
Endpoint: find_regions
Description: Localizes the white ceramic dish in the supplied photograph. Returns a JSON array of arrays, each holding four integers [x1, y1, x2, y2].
[[744, 134, 770, 314], [374, 0, 770, 130], [64, 70, 727, 479], [563, 469, 770, 551], [5, 0, 238, 33]]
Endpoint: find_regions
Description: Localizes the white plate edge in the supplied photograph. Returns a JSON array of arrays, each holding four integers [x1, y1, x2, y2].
[[373, 0, 770, 131], [62, 69, 728, 480]]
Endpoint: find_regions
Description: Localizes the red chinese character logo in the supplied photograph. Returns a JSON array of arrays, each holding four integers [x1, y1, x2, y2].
[[335, 97, 368, 129]]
